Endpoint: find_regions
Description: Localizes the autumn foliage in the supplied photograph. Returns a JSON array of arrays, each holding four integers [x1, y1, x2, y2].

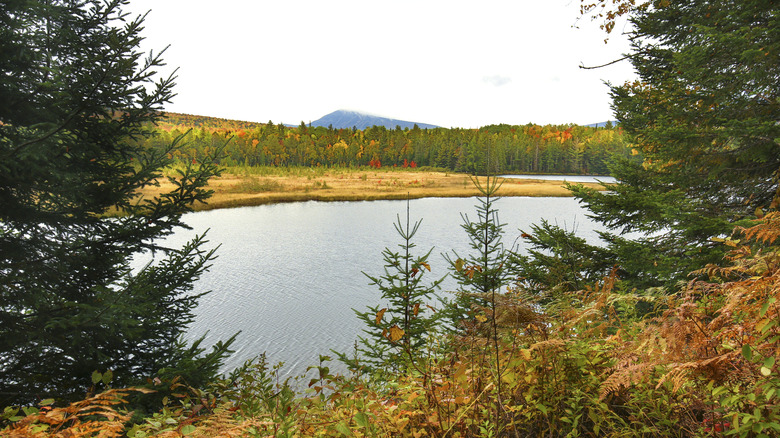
[[136, 115, 631, 175]]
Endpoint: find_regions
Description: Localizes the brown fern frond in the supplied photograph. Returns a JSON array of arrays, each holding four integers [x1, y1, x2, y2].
[[736, 211, 780, 245], [3, 388, 152, 437], [494, 295, 545, 331], [599, 362, 657, 400], [556, 271, 624, 338], [656, 351, 744, 392], [150, 407, 274, 437], [529, 339, 567, 353], [634, 217, 780, 395]]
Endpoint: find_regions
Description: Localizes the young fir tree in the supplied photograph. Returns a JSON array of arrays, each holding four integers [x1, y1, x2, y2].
[[0, 0, 233, 404], [521, 0, 779, 293], [441, 171, 517, 434], [336, 201, 443, 375], [442, 175, 516, 333]]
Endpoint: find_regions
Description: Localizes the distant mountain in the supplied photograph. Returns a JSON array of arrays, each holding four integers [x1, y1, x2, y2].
[[309, 110, 439, 130], [584, 121, 618, 128]]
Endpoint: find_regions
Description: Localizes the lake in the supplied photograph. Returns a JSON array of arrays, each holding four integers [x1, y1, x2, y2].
[[500, 174, 616, 184], [152, 195, 607, 380]]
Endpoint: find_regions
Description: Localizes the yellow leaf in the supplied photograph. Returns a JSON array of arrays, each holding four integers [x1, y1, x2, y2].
[[388, 325, 405, 342], [475, 314, 487, 323], [521, 349, 532, 360], [413, 302, 420, 317], [376, 308, 387, 325], [455, 258, 464, 272], [420, 262, 431, 272]]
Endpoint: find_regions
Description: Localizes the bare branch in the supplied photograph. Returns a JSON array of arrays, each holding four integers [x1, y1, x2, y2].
[[579, 54, 633, 70]]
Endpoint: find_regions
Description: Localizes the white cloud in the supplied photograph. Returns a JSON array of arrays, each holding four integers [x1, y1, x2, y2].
[[482, 75, 513, 87]]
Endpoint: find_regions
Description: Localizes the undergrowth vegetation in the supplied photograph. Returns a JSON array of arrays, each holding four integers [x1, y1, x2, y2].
[[3, 212, 779, 437]]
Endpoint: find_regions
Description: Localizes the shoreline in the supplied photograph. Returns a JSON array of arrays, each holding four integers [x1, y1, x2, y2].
[[139, 169, 607, 212]]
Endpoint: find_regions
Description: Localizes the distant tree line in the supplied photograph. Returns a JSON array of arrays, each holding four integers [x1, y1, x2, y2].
[[136, 119, 633, 175]]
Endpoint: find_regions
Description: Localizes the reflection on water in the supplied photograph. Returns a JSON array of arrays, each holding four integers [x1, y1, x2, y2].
[[147, 196, 607, 379]]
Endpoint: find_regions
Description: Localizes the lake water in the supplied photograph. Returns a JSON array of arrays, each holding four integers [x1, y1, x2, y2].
[[152, 195, 606, 380], [499, 174, 616, 184]]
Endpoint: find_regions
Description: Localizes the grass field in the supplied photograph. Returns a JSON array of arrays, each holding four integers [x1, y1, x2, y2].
[[137, 166, 607, 211]]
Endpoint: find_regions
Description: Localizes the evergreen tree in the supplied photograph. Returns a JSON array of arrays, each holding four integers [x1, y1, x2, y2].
[[534, 0, 779, 291], [442, 175, 516, 334], [0, 0, 233, 404], [336, 202, 443, 375], [513, 220, 613, 300], [441, 172, 518, 433]]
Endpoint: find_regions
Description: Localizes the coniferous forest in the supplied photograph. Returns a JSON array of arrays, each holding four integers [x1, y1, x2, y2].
[[1, 0, 779, 437]]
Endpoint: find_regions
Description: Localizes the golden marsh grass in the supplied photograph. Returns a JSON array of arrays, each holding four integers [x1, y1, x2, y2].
[[136, 167, 607, 211]]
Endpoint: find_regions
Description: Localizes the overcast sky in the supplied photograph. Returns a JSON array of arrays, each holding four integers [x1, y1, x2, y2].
[[125, 0, 636, 129]]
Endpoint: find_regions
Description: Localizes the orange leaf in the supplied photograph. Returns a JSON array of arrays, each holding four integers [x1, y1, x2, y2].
[[413, 302, 420, 317], [376, 308, 387, 325], [388, 325, 405, 342]]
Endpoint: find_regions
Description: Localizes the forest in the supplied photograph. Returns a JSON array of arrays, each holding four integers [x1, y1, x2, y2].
[[1, 0, 778, 437], [138, 113, 632, 176]]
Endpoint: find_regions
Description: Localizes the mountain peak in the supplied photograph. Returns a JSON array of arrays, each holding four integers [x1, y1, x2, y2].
[[310, 110, 439, 130]]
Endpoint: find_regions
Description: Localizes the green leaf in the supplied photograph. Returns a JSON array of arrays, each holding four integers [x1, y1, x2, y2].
[[181, 424, 196, 435], [354, 412, 369, 428], [763, 357, 775, 369], [742, 344, 753, 361], [760, 319, 778, 334], [38, 398, 55, 406], [335, 421, 354, 436], [102, 369, 113, 385], [91, 370, 102, 384], [712, 385, 727, 397], [760, 298, 774, 317]]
